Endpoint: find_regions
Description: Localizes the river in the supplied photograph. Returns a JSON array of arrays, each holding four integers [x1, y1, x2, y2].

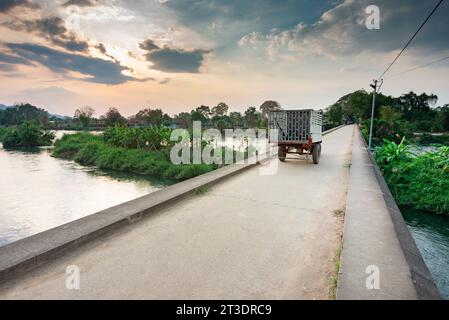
[[0, 142, 172, 247], [401, 206, 449, 299]]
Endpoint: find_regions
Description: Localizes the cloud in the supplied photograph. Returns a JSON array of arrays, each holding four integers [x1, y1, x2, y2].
[[0, 63, 16, 71], [159, 77, 170, 84], [238, 0, 449, 59], [139, 39, 160, 52], [146, 48, 208, 73], [164, 0, 333, 31], [4, 17, 90, 52], [0, 51, 33, 65], [127, 51, 138, 59], [0, 0, 37, 13], [21, 86, 78, 97], [5, 43, 145, 84], [95, 43, 107, 54], [139, 39, 209, 73], [162, 0, 335, 45], [62, 0, 99, 7], [238, 32, 263, 46], [95, 43, 117, 61]]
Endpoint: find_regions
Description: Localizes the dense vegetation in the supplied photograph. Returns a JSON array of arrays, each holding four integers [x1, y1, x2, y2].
[[52, 126, 250, 181], [325, 90, 449, 146], [375, 139, 449, 215], [0, 127, 8, 141], [103, 125, 172, 150], [0, 122, 55, 149], [0, 103, 50, 127]]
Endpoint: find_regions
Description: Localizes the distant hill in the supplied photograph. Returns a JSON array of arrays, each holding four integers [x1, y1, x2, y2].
[[0, 104, 9, 110], [50, 113, 71, 120]]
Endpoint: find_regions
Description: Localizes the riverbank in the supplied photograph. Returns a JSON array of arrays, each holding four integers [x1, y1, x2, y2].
[[52, 132, 221, 181], [374, 139, 449, 215], [367, 137, 448, 299]]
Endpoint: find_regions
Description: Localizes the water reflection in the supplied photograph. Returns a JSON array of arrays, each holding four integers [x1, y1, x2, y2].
[[0, 145, 173, 247]]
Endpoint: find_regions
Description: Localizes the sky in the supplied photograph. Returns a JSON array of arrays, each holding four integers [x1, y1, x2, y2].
[[0, 0, 448, 117]]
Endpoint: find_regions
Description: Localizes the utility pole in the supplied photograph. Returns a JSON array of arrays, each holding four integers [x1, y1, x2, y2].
[[368, 79, 383, 149]]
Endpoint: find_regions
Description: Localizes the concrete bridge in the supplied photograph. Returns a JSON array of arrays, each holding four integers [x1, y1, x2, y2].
[[0, 125, 440, 299]]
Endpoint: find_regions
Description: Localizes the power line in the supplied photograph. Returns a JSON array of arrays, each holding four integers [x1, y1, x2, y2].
[[377, 0, 445, 80], [387, 55, 449, 78]]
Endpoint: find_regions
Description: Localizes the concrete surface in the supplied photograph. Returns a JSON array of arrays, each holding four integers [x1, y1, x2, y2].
[[0, 159, 258, 283], [336, 128, 436, 300], [0, 126, 355, 299]]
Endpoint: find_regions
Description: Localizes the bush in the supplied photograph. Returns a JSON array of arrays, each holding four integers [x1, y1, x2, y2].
[[1, 122, 55, 149], [52, 133, 219, 181], [375, 137, 411, 165], [74, 142, 106, 165], [0, 127, 12, 141], [53, 132, 103, 158], [103, 125, 173, 151], [375, 140, 449, 215]]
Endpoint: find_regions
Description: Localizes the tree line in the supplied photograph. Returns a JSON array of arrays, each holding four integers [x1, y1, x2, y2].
[[0, 101, 283, 131], [73, 100, 283, 130], [324, 90, 449, 145], [2, 91, 448, 144]]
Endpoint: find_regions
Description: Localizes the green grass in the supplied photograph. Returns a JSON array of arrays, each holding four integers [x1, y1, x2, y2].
[[375, 140, 449, 215], [195, 186, 210, 195], [52, 133, 219, 181], [329, 240, 343, 300]]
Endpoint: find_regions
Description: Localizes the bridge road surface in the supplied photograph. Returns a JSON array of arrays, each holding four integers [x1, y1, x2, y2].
[[0, 125, 355, 299]]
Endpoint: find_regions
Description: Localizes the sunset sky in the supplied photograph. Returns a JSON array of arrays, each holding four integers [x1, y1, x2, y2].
[[1, 0, 448, 117]]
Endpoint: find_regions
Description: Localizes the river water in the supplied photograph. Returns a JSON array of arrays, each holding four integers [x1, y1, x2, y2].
[[401, 206, 449, 299], [0, 143, 172, 247]]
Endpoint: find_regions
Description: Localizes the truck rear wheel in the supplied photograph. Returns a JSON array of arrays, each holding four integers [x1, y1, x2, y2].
[[312, 144, 321, 164], [278, 146, 287, 162]]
